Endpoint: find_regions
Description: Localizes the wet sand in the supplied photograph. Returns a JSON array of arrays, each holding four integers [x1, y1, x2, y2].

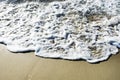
[[0, 44, 120, 80]]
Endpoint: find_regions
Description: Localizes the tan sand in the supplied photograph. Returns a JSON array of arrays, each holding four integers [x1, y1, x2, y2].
[[0, 44, 120, 80]]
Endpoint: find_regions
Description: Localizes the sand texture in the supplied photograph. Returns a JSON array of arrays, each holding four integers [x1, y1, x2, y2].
[[0, 45, 120, 80]]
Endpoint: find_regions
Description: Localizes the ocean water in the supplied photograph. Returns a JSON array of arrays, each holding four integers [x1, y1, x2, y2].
[[0, 0, 120, 63]]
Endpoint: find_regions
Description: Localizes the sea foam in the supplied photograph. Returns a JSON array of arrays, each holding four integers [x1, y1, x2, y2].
[[0, 0, 120, 63]]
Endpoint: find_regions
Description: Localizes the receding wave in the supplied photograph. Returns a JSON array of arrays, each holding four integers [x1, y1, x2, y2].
[[0, 0, 120, 63]]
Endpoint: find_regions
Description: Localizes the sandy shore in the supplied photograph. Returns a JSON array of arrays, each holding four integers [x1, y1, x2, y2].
[[0, 44, 120, 80]]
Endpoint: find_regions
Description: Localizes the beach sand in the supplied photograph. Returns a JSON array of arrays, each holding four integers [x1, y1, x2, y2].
[[0, 44, 120, 80]]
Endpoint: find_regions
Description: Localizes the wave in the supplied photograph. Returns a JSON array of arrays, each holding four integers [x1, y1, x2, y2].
[[0, 0, 120, 63]]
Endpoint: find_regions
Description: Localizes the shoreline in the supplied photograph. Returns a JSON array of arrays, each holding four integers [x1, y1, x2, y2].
[[0, 44, 120, 80]]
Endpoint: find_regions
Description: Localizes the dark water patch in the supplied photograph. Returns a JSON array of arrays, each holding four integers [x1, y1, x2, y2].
[[2, 0, 65, 4]]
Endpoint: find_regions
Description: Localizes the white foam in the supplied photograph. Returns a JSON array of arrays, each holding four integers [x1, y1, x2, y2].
[[0, 0, 120, 63]]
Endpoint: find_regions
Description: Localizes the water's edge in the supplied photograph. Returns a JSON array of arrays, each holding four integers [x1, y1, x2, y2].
[[0, 0, 120, 63]]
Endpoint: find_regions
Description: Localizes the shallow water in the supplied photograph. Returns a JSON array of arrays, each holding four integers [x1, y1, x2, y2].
[[0, 0, 120, 63]]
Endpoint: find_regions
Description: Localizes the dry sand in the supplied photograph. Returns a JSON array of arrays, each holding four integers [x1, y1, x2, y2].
[[0, 44, 120, 80]]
